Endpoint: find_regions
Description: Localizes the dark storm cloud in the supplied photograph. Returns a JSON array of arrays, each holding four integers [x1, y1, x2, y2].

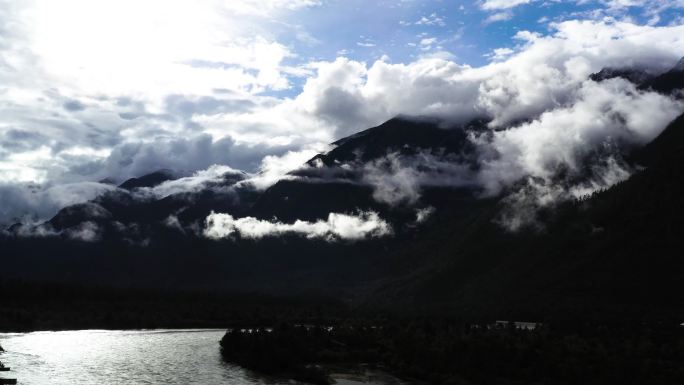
[[0, 130, 49, 153], [163, 94, 256, 118], [63, 99, 86, 111]]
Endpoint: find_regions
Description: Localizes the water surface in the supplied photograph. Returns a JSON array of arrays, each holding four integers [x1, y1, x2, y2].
[[0, 329, 403, 385]]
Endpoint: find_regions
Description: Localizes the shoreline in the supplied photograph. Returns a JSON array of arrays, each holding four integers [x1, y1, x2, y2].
[[0, 327, 227, 334]]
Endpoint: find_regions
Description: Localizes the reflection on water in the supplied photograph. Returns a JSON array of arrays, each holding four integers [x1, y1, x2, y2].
[[0, 329, 403, 385], [329, 367, 408, 385]]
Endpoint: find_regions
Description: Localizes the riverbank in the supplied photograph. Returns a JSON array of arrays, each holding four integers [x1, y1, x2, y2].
[[220, 321, 684, 385], [5, 279, 684, 384]]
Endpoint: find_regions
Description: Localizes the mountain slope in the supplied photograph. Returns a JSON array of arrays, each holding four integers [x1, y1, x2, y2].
[[0, 117, 491, 298], [1, 61, 683, 321], [371, 112, 684, 320], [251, 116, 483, 223], [119, 169, 179, 190], [640, 57, 684, 95], [590, 57, 684, 96]]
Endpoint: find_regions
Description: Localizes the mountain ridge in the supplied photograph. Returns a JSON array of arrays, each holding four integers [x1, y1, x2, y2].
[[1, 60, 684, 320]]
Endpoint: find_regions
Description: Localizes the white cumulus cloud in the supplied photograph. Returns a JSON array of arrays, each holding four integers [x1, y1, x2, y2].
[[204, 211, 392, 241], [480, 0, 534, 10]]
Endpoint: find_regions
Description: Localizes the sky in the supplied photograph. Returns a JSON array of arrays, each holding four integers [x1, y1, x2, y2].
[[1, 0, 684, 226]]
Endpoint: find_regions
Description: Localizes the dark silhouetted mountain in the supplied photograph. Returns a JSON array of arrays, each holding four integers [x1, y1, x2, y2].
[[633, 112, 684, 166], [2, 105, 684, 322], [590, 57, 684, 97], [118, 169, 179, 190], [589, 67, 653, 84], [251, 117, 484, 223], [46, 170, 256, 234], [49, 202, 112, 229], [311, 116, 484, 165], [1, 117, 489, 301], [370, 112, 684, 320], [639, 56, 684, 95]]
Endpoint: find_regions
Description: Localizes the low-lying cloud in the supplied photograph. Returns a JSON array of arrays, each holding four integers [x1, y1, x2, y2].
[[476, 77, 682, 196], [134, 165, 245, 198], [7, 219, 103, 242], [0, 182, 117, 226], [204, 211, 392, 241], [362, 151, 477, 206]]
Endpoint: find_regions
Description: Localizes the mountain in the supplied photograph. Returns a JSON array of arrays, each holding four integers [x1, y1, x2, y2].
[[118, 169, 180, 190], [2, 60, 684, 321], [634, 112, 684, 166], [0, 117, 493, 297], [640, 57, 684, 95], [310, 116, 482, 165], [589, 67, 653, 84], [251, 117, 484, 223], [44, 168, 254, 233], [371, 111, 684, 320], [590, 57, 684, 96]]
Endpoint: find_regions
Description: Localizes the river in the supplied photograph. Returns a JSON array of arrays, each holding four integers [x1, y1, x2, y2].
[[0, 329, 406, 385]]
